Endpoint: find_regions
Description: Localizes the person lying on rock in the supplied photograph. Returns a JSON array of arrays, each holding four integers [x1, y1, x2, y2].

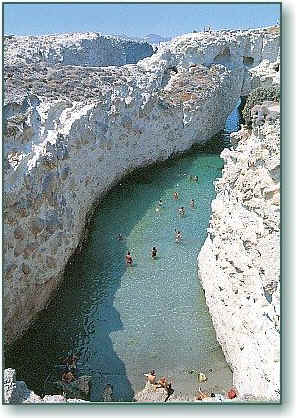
[[156, 376, 168, 389], [144, 370, 156, 384], [227, 388, 237, 399], [196, 390, 210, 401]]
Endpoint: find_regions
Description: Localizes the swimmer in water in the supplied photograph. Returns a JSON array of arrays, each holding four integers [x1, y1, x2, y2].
[[158, 199, 163, 207], [151, 247, 157, 259], [117, 233, 123, 241], [178, 206, 185, 216], [125, 251, 133, 266], [63, 353, 78, 375], [190, 199, 195, 208], [194, 175, 199, 182], [62, 371, 75, 384], [175, 230, 182, 243], [173, 191, 179, 200]]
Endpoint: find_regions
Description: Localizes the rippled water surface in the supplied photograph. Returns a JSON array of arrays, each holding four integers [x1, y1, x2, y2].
[[6, 106, 240, 401]]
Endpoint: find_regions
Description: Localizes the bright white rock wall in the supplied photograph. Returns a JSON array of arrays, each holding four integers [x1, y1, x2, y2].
[[198, 107, 280, 401]]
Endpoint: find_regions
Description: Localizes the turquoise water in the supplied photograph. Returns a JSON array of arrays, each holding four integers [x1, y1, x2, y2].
[[5, 106, 241, 401], [5, 150, 232, 401]]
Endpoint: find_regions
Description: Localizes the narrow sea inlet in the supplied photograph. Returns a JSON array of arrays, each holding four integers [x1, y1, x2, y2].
[[6, 108, 240, 401]]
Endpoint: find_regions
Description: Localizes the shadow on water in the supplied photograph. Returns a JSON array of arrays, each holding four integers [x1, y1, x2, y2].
[[4, 102, 241, 401], [5, 223, 135, 401]]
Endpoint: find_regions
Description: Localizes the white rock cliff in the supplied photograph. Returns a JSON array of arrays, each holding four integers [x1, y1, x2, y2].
[[4, 32, 154, 67], [198, 103, 280, 401]]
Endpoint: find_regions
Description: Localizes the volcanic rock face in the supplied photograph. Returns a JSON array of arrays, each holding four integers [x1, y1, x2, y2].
[[198, 105, 280, 401], [3, 26, 279, 346]]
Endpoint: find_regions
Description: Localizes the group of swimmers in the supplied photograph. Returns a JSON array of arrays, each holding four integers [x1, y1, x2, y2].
[[125, 247, 157, 265], [120, 175, 199, 266]]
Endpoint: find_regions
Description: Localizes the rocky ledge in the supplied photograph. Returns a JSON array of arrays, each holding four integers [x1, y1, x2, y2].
[[3, 27, 279, 348], [2, 369, 253, 404], [3, 368, 90, 404], [198, 102, 280, 401], [135, 381, 261, 403]]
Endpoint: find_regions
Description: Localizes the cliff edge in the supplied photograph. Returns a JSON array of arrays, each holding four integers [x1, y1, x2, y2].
[[198, 101, 280, 401]]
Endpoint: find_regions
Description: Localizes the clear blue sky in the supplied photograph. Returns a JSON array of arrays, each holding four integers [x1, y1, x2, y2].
[[3, 3, 281, 38]]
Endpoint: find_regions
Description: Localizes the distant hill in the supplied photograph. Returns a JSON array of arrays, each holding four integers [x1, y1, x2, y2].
[[109, 33, 171, 45], [142, 34, 171, 44]]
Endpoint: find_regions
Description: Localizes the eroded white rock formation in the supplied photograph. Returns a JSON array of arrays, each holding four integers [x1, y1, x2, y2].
[[198, 104, 280, 401], [3, 26, 279, 351], [4, 32, 154, 67]]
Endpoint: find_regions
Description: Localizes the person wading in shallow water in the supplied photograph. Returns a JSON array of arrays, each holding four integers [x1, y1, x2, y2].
[[173, 191, 179, 200], [151, 247, 158, 259], [125, 251, 133, 266], [190, 199, 195, 208]]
